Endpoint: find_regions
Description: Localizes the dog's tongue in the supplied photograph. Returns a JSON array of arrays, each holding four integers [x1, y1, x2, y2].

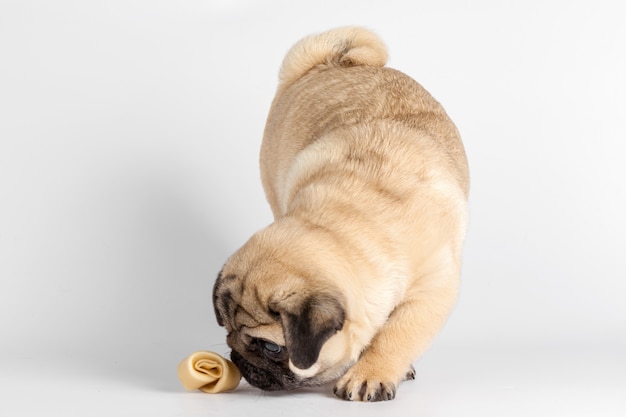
[[177, 351, 241, 393]]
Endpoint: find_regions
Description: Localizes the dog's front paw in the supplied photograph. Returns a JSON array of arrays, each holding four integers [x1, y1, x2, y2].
[[333, 367, 399, 401], [333, 363, 417, 401], [333, 377, 396, 402]]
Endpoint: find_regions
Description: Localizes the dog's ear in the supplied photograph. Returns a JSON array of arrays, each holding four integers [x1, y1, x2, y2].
[[272, 292, 345, 370]]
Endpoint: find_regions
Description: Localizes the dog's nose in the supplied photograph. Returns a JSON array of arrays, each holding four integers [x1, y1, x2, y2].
[[230, 350, 285, 391]]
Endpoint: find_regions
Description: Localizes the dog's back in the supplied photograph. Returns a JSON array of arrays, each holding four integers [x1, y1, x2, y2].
[[260, 27, 468, 218]]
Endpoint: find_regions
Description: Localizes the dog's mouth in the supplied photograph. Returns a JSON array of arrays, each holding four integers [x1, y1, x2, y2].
[[230, 350, 295, 391]]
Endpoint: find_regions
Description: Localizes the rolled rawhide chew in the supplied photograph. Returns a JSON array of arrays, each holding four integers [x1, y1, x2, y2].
[[177, 351, 241, 393]]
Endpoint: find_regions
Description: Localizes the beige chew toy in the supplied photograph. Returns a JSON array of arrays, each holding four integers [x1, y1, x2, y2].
[[177, 351, 241, 393]]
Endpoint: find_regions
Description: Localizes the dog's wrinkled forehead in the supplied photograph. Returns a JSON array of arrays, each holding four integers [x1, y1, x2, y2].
[[213, 270, 271, 332], [213, 271, 243, 331], [212, 271, 235, 330]]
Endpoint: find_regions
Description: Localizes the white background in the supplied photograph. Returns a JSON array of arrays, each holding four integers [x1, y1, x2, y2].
[[1, 0, 625, 416]]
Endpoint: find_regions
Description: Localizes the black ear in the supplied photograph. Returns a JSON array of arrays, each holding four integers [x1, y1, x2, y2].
[[276, 293, 345, 370]]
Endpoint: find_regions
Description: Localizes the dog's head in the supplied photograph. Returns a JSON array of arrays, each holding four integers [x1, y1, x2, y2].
[[212, 222, 356, 390]]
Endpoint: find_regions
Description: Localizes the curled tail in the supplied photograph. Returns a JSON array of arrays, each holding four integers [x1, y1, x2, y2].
[[278, 27, 388, 89]]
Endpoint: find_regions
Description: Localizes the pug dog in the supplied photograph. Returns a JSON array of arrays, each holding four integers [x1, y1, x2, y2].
[[213, 27, 469, 402]]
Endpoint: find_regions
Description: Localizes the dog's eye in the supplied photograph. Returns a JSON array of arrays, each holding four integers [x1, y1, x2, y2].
[[263, 341, 282, 354]]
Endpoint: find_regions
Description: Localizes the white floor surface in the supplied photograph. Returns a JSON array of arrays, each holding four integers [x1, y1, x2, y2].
[[2, 345, 624, 417]]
